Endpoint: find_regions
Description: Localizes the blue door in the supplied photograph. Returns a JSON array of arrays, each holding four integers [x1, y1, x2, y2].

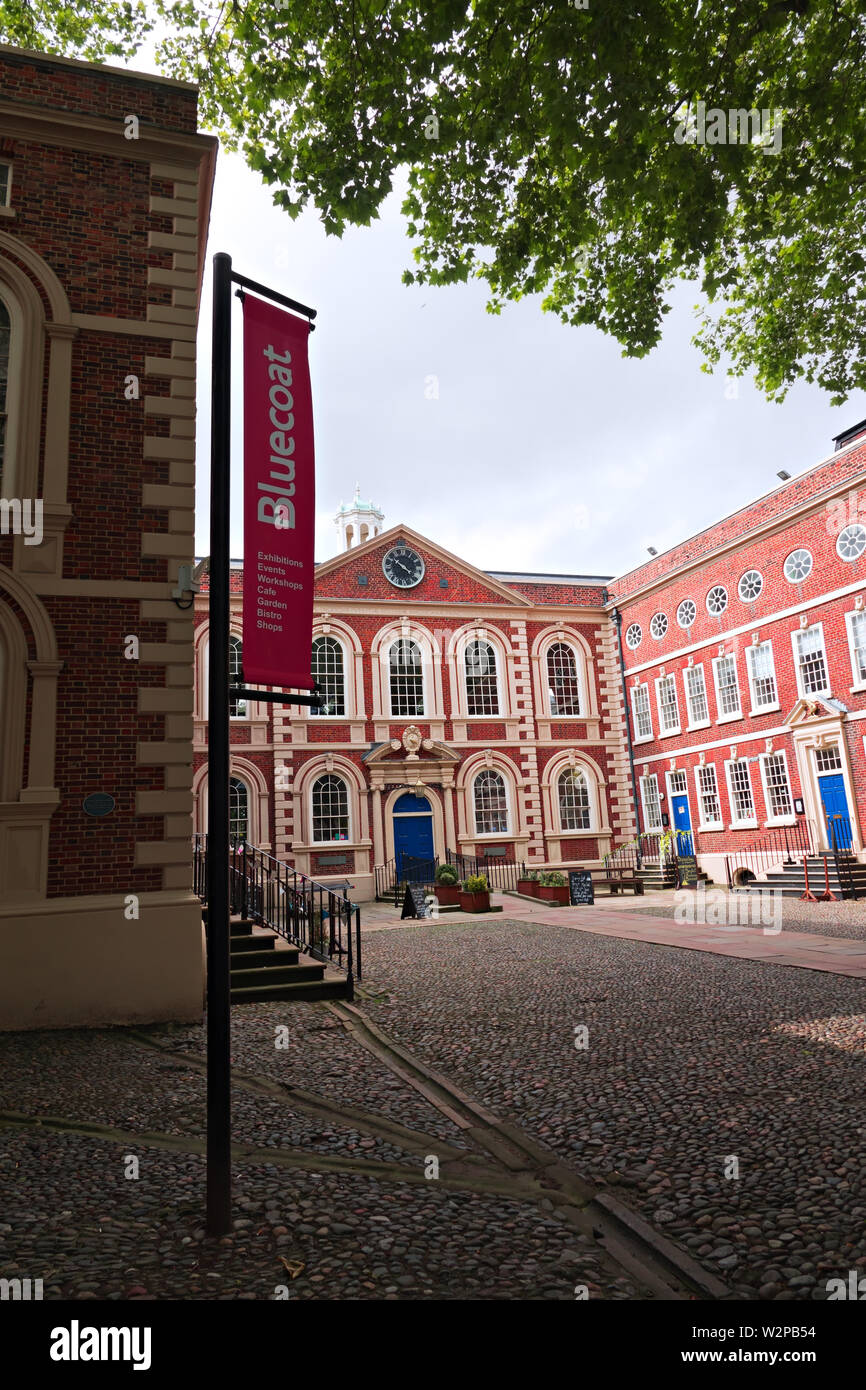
[[818, 773, 852, 850], [392, 793, 434, 876], [671, 794, 693, 856]]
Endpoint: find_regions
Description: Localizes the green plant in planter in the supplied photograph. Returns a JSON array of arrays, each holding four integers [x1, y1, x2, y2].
[[522, 870, 539, 882], [463, 873, 489, 893], [540, 871, 567, 887], [435, 865, 459, 885]]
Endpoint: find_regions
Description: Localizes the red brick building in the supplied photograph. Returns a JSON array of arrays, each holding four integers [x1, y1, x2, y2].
[[193, 490, 635, 900], [608, 425, 866, 885], [0, 45, 216, 1027]]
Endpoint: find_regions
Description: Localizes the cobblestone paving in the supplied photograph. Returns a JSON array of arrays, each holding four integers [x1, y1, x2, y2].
[[360, 918, 866, 1301], [0, 1012, 639, 1300], [620, 893, 866, 940], [0, 1128, 624, 1300]]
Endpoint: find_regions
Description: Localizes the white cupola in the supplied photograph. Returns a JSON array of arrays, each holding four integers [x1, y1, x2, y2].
[[335, 482, 385, 551]]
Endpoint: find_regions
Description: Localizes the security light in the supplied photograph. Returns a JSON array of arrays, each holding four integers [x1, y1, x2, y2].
[[647, 546, 658, 556], [777, 470, 790, 480]]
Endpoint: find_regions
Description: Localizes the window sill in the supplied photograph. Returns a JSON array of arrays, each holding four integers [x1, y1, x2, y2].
[[698, 822, 724, 832], [0, 206, 16, 219], [748, 703, 781, 717], [633, 734, 655, 745], [728, 821, 758, 831], [850, 683, 866, 695], [686, 719, 711, 732], [658, 727, 682, 739], [764, 816, 797, 828], [716, 711, 743, 725]]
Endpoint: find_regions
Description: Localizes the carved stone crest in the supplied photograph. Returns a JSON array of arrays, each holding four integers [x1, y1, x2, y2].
[[401, 725, 424, 759]]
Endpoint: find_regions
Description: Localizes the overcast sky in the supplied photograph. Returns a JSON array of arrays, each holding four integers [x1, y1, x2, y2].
[[192, 144, 866, 580]]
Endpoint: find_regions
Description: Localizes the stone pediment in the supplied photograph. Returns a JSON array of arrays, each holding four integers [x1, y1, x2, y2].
[[784, 694, 850, 727], [364, 729, 461, 767]]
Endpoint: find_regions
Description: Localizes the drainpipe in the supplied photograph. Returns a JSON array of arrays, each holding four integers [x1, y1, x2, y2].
[[611, 606, 643, 858]]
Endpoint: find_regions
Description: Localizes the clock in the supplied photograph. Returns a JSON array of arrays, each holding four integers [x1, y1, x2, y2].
[[382, 545, 425, 589]]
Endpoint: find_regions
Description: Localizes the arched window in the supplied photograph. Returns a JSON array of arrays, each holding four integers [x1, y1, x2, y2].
[[312, 773, 350, 842], [558, 768, 591, 830], [229, 777, 249, 841], [474, 769, 508, 835], [547, 643, 581, 716], [465, 640, 499, 715], [310, 635, 345, 716], [0, 298, 9, 492], [229, 635, 247, 717], [389, 637, 424, 716]]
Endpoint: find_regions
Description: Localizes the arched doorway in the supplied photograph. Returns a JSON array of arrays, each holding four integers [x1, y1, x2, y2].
[[392, 791, 434, 875]]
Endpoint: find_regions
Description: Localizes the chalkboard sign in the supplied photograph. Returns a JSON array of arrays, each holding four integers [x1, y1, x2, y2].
[[401, 884, 433, 919], [568, 869, 594, 906]]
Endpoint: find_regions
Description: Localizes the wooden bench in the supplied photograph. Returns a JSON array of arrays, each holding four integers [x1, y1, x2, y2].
[[592, 867, 644, 895]]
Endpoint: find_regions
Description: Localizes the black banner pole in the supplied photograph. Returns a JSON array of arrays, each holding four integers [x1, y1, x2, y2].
[[206, 250, 233, 1236]]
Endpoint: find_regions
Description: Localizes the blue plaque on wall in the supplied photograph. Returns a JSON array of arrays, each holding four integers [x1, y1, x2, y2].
[[83, 792, 115, 817]]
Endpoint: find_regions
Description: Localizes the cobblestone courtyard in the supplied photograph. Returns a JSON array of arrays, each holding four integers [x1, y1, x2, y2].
[[1, 907, 864, 1301]]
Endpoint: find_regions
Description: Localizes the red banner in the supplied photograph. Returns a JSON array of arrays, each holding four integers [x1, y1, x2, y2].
[[242, 294, 316, 689]]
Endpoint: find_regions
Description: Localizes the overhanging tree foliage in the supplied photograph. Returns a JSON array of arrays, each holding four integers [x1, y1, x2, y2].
[[3, 0, 866, 401]]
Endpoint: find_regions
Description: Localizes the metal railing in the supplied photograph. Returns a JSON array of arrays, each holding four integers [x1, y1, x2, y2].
[[828, 813, 859, 898], [375, 858, 398, 901], [605, 831, 682, 876], [445, 850, 526, 894], [724, 818, 816, 891], [194, 834, 362, 988]]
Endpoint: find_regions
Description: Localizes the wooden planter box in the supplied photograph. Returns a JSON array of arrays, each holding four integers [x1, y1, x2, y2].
[[459, 890, 491, 913], [537, 884, 569, 904], [435, 884, 462, 906], [517, 878, 539, 897]]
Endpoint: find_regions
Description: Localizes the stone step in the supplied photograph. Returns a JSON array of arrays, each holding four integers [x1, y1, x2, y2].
[[231, 978, 350, 1005], [231, 962, 325, 988], [229, 946, 300, 969], [229, 935, 276, 954]]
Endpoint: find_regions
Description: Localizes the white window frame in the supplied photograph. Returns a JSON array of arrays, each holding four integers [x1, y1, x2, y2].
[[460, 636, 505, 719], [310, 773, 352, 844], [693, 763, 724, 830], [472, 768, 511, 837], [724, 757, 758, 830], [0, 161, 11, 209], [309, 633, 348, 719], [682, 663, 711, 731], [845, 607, 866, 692], [790, 623, 830, 699], [630, 681, 653, 743], [758, 750, 796, 828], [557, 767, 593, 833], [745, 640, 780, 716], [387, 635, 426, 718], [654, 673, 681, 737], [712, 653, 742, 723], [639, 773, 663, 831]]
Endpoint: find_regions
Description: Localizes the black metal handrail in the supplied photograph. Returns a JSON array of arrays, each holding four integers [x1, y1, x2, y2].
[[375, 858, 398, 902], [724, 818, 816, 890], [605, 832, 680, 876], [828, 813, 858, 898], [445, 850, 526, 893], [194, 834, 362, 988]]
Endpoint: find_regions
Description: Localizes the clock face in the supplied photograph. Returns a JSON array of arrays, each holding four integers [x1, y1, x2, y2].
[[383, 542, 428, 586], [382, 545, 425, 589]]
